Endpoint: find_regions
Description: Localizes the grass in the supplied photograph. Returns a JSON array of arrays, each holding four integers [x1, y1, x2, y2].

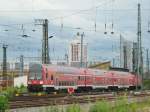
[[0, 84, 27, 111], [39, 95, 150, 112], [143, 79, 150, 90], [66, 104, 81, 112], [89, 95, 150, 112], [1, 84, 150, 112], [10, 92, 149, 112], [89, 100, 110, 112]]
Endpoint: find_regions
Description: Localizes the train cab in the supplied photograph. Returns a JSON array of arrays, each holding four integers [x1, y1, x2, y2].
[[27, 63, 43, 92]]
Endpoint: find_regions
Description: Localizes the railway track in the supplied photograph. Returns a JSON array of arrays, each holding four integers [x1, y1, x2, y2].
[[9, 91, 150, 109]]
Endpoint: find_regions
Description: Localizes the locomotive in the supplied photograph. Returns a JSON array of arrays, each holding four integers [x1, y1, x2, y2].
[[27, 63, 141, 93]]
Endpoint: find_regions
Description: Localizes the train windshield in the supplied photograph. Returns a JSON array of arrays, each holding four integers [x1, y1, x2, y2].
[[29, 64, 42, 80]]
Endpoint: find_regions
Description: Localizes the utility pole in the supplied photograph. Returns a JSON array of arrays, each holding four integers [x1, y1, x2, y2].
[[123, 45, 127, 69], [113, 58, 115, 67], [20, 55, 24, 76], [2, 44, 8, 81], [132, 42, 138, 73], [120, 34, 122, 68], [65, 53, 69, 65], [35, 19, 50, 64], [80, 32, 84, 68], [146, 49, 150, 79], [137, 3, 143, 90]]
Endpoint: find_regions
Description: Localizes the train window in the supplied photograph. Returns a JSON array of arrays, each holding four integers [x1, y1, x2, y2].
[[46, 69, 48, 79], [66, 82, 68, 86], [51, 75, 53, 80], [59, 82, 61, 86], [81, 77, 85, 80], [78, 76, 81, 80], [86, 77, 90, 80], [70, 82, 72, 86], [29, 64, 42, 80], [65, 82, 67, 86], [72, 82, 74, 86], [63, 81, 65, 86]]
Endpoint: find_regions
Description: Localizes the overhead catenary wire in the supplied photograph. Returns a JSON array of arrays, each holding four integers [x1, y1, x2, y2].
[[104, 0, 108, 34], [0, 1, 149, 33], [110, 0, 115, 35], [94, 7, 97, 32], [0, 0, 149, 38], [60, 17, 63, 32]]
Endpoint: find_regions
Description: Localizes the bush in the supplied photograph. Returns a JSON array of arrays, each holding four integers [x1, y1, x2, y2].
[[5, 87, 16, 99], [0, 95, 9, 111], [14, 84, 27, 94]]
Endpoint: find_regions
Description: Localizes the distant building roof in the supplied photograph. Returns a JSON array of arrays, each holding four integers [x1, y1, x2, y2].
[[89, 61, 111, 70]]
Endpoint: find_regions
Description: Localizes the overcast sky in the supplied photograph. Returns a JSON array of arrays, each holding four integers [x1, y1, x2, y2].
[[0, 0, 149, 63]]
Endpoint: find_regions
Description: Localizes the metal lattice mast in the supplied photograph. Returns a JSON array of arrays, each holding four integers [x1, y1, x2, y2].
[[137, 3, 143, 89], [2, 44, 8, 80], [123, 45, 127, 69], [20, 55, 24, 76], [132, 42, 138, 73], [80, 32, 84, 68], [146, 49, 150, 79], [35, 19, 49, 64]]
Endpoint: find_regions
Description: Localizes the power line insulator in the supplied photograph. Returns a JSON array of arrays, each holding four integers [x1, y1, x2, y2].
[[104, 23, 107, 35], [95, 23, 96, 32], [32, 29, 36, 32], [111, 23, 114, 35], [4, 29, 8, 31], [148, 22, 150, 33], [111, 31, 114, 34]]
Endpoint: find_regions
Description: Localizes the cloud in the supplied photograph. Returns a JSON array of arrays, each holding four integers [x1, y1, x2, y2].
[[0, 0, 149, 62]]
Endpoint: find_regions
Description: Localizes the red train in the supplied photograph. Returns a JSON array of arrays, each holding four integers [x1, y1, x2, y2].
[[27, 64, 141, 92]]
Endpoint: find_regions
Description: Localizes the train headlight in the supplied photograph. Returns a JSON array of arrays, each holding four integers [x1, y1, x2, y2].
[[28, 81, 31, 84], [40, 81, 43, 84]]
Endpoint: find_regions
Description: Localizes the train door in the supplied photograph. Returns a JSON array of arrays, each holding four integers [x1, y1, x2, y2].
[[77, 70, 93, 91]]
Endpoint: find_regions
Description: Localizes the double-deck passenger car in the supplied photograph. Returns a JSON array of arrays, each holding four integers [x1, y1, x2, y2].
[[27, 64, 141, 92]]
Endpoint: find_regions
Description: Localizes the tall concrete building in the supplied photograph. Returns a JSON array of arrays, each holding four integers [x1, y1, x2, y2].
[[69, 33, 88, 68]]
